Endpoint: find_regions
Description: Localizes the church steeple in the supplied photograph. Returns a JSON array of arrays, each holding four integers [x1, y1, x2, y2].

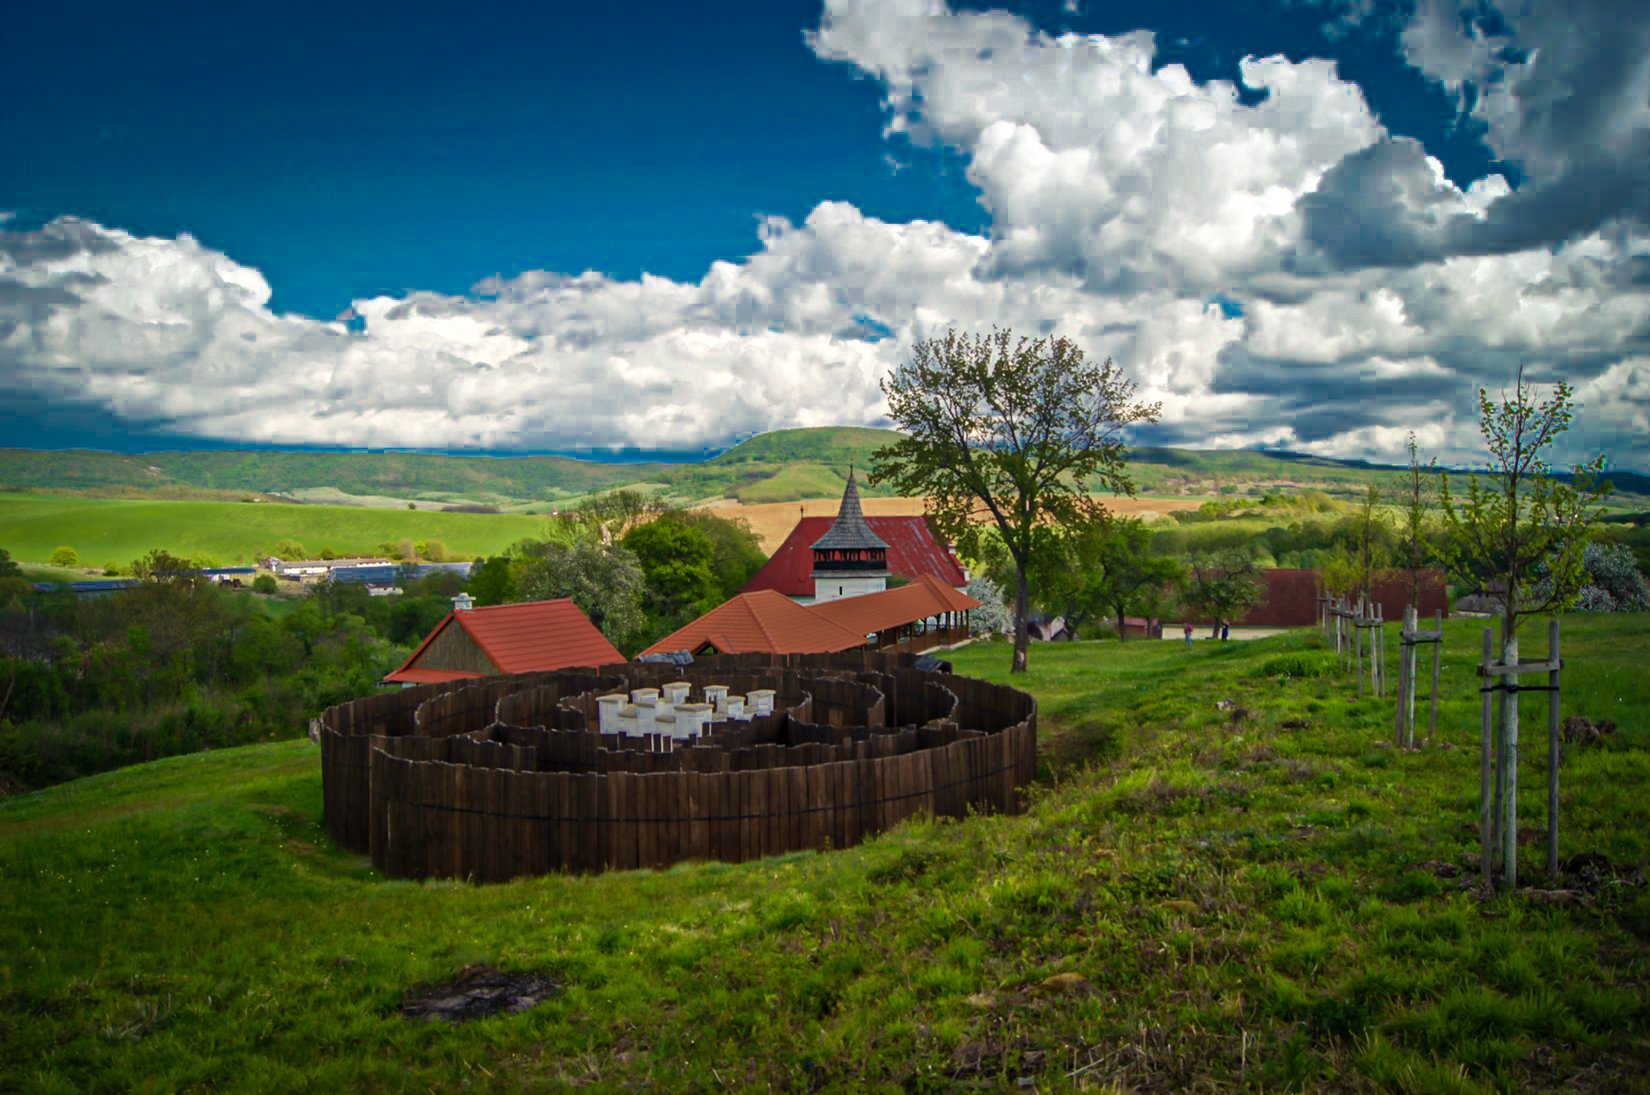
[[810, 468, 889, 603]]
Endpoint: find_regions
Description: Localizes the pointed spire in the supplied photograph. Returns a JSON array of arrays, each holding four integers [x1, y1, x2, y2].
[[811, 467, 888, 551]]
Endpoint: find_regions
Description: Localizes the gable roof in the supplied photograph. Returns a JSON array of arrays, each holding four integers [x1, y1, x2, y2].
[[385, 599, 624, 684], [807, 575, 982, 637], [811, 470, 888, 551], [743, 516, 969, 597], [640, 590, 869, 657]]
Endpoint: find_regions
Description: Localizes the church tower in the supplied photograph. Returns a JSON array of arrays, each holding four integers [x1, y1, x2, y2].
[[811, 468, 890, 603]]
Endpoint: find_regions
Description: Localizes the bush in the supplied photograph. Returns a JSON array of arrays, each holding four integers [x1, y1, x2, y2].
[[253, 574, 279, 594]]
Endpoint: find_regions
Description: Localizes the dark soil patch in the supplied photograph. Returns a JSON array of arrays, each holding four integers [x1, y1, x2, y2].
[[1562, 716, 1617, 747], [399, 965, 561, 1023]]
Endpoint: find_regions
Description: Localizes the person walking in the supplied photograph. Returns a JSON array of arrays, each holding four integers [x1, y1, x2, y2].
[[1183, 621, 1194, 649], [1220, 622, 1229, 642]]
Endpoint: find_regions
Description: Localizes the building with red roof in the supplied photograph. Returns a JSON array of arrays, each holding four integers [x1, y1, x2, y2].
[[639, 590, 869, 657], [742, 514, 969, 601], [384, 597, 624, 685], [809, 574, 980, 652]]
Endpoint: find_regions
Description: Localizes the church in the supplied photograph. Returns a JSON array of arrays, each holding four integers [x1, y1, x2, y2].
[[741, 470, 971, 604]]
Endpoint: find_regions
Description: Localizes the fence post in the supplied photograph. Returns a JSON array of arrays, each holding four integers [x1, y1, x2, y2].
[[1394, 609, 1409, 746], [1547, 618, 1561, 880], [1427, 610, 1442, 748], [1502, 631, 1519, 891], [1480, 628, 1493, 891], [1354, 598, 1364, 698]]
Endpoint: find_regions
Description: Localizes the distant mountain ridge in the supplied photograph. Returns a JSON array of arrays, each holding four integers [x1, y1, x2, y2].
[[1, 428, 1644, 507]]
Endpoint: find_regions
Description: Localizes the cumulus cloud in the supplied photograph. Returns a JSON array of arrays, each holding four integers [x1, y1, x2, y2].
[[2, 0, 1647, 470]]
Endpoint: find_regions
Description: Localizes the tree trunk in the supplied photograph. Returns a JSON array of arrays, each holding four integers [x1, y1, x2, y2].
[[1501, 627, 1519, 890], [1114, 602, 1128, 642], [1012, 567, 1030, 674]]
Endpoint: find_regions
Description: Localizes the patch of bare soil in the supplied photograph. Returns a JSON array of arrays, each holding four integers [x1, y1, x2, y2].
[[399, 965, 561, 1023]]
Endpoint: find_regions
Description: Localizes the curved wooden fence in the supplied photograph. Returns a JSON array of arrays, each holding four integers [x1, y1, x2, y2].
[[319, 651, 1036, 881]]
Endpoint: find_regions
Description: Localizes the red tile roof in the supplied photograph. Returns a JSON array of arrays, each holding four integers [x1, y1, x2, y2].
[[385, 599, 624, 684], [640, 590, 869, 657], [807, 575, 982, 637], [741, 516, 969, 597]]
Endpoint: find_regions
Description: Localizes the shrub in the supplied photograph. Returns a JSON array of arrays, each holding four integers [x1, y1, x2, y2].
[[253, 574, 278, 594]]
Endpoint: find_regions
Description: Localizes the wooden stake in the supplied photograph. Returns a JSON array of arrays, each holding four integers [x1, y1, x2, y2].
[[1547, 618, 1561, 880], [1502, 632, 1519, 891], [1480, 628, 1493, 891], [1427, 610, 1441, 749]]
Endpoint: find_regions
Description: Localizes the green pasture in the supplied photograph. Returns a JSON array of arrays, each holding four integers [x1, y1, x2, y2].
[[0, 494, 553, 567], [1, 614, 1646, 1091]]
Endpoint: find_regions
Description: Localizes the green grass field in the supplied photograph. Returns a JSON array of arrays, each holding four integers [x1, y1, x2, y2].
[[0, 495, 557, 567], [2, 615, 1646, 1091]]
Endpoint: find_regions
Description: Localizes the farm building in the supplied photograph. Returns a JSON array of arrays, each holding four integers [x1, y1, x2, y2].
[[741, 474, 969, 602], [271, 556, 392, 578], [641, 577, 979, 658], [384, 596, 624, 685], [1182, 568, 1451, 629], [639, 590, 869, 658], [808, 574, 979, 653]]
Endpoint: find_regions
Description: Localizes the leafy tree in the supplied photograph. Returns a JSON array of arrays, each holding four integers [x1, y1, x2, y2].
[[0, 548, 30, 600], [252, 574, 279, 595], [1038, 517, 1183, 640], [1439, 368, 1607, 889], [130, 549, 199, 586], [665, 509, 767, 598], [1560, 542, 1648, 612], [467, 555, 517, 606], [517, 540, 645, 652], [622, 517, 720, 629], [271, 539, 306, 560], [1178, 551, 1266, 637], [872, 329, 1160, 672], [576, 489, 663, 543], [1397, 432, 1441, 607], [963, 576, 1013, 637], [50, 547, 79, 568], [1440, 370, 1607, 638]]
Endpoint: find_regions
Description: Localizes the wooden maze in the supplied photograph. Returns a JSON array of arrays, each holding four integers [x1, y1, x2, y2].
[[318, 651, 1038, 882]]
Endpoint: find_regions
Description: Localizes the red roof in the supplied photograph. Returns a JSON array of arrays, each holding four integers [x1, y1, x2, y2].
[[741, 516, 969, 597], [641, 590, 869, 657], [807, 575, 982, 637], [385, 599, 625, 684]]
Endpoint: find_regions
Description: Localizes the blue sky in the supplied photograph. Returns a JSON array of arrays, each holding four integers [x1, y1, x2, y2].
[[2, 0, 1647, 469]]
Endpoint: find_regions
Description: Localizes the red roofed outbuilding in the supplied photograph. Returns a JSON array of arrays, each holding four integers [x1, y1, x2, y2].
[[384, 598, 624, 685], [743, 515, 969, 600], [640, 590, 869, 657]]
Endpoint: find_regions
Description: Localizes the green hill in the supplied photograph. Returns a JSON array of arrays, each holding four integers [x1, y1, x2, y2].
[[0, 494, 553, 567], [2, 617, 1646, 1090], [2, 429, 1645, 514]]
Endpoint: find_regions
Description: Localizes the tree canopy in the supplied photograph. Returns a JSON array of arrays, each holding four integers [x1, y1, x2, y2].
[[872, 329, 1159, 671]]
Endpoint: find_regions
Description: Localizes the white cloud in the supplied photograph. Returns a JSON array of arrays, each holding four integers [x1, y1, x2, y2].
[[2, 0, 1647, 471]]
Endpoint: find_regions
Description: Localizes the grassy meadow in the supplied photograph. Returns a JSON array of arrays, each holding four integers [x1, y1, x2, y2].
[[0, 494, 554, 567], [2, 614, 1646, 1091]]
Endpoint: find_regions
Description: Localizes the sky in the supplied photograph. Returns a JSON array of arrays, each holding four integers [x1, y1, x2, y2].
[[1, 0, 1647, 471]]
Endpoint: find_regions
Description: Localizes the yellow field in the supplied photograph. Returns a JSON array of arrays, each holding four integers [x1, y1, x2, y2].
[[694, 495, 1204, 552]]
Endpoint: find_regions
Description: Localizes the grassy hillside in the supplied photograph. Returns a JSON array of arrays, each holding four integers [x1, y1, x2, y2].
[[2, 615, 1645, 1091], [0, 449, 665, 505], [0, 495, 553, 567], [3, 428, 1646, 513]]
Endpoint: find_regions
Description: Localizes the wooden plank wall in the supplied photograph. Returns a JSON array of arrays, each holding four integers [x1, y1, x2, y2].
[[320, 651, 1036, 878]]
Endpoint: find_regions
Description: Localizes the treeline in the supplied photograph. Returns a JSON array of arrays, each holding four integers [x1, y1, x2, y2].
[[966, 490, 1650, 641], [466, 493, 766, 653]]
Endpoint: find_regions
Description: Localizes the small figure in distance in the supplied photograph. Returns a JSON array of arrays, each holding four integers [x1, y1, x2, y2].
[[1183, 621, 1194, 649], [1221, 622, 1230, 642]]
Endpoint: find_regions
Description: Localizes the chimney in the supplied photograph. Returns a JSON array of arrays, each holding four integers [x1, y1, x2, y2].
[[451, 593, 476, 612]]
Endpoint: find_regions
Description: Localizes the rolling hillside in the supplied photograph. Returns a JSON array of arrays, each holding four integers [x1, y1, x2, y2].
[[1, 428, 1645, 512]]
